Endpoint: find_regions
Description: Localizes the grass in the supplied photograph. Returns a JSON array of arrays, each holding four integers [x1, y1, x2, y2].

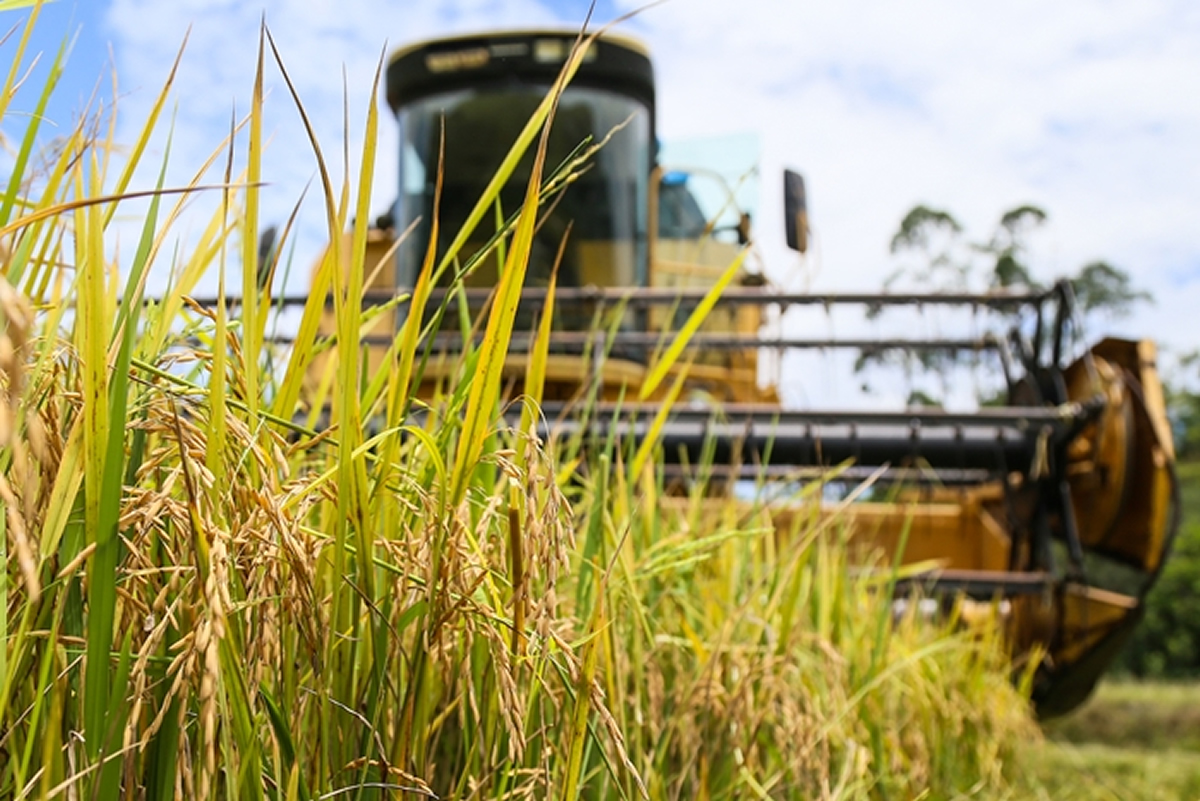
[[1044, 681, 1200, 751], [1016, 463, 1200, 800], [1178, 460, 1200, 521], [0, 8, 1057, 800], [1022, 681, 1200, 800]]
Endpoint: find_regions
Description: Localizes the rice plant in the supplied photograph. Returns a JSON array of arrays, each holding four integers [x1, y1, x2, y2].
[[0, 10, 1040, 800]]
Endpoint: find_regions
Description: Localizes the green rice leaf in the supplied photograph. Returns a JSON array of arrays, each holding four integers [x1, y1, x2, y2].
[[638, 247, 747, 400], [78, 157, 114, 768], [629, 356, 691, 479], [450, 36, 600, 505], [519, 226, 567, 454], [0, 8, 63, 233], [240, 27, 265, 420]]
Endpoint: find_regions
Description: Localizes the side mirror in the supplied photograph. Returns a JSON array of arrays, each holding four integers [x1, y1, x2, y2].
[[783, 169, 809, 254], [256, 225, 278, 291], [736, 212, 751, 245]]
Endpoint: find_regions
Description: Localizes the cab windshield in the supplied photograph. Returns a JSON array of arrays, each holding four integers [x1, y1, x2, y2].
[[394, 85, 651, 292]]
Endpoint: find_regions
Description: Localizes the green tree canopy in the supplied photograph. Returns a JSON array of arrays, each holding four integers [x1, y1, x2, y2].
[[885, 202, 1148, 314], [890, 205, 963, 253], [1072, 260, 1153, 318], [859, 202, 1152, 407]]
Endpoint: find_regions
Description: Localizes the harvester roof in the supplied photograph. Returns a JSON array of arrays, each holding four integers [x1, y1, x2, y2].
[[385, 29, 655, 124]]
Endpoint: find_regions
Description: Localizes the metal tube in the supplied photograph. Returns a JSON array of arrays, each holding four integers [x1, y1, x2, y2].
[[255, 331, 1005, 352], [180, 286, 1052, 310], [499, 414, 1062, 472], [538, 400, 1102, 429], [656, 464, 999, 484]]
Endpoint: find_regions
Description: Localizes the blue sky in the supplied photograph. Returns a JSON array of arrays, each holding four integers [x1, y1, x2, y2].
[[17, 1, 108, 129], [4, 0, 1199, 405]]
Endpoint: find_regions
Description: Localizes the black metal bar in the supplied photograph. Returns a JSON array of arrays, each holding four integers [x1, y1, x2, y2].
[[998, 443, 1027, 573], [539, 333, 999, 352], [1058, 474, 1088, 582], [657, 463, 999, 485], [1052, 282, 1070, 368], [540, 400, 1103, 429], [895, 569, 1055, 599], [491, 397, 1103, 474], [1010, 331, 1039, 395], [179, 286, 1052, 311], [255, 331, 1003, 352], [515, 413, 1078, 473], [1033, 301, 1045, 368], [1031, 456, 1057, 574], [662, 421, 1038, 471], [990, 334, 1017, 396]]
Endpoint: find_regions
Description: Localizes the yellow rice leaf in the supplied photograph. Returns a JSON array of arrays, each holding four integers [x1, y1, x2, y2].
[[450, 36, 599, 505], [638, 247, 748, 401], [629, 356, 692, 479]]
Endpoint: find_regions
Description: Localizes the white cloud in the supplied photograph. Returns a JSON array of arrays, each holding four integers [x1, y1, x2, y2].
[[101, 0, 1200, 398], [615, 1, 1200, 335], [102, 0, 562, 292]]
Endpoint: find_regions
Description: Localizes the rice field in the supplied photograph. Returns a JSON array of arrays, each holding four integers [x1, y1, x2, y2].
[[1, 10, 1051, 800]]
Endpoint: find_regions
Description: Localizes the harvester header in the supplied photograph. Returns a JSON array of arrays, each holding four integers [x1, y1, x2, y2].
[[268, 29, 1180, 716]]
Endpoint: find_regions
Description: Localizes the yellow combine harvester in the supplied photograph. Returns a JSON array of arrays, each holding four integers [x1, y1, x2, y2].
[[309, 29, 1177, 716]]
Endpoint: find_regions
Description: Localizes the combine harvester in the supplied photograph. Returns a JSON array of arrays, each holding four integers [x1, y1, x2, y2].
[[302, 29, 1177, 716]]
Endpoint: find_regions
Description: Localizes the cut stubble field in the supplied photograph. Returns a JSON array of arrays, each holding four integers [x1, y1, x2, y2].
[[1029, 681, 1200, 800]]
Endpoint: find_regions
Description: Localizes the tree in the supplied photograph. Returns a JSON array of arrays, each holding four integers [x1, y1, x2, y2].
[[885, 205, 969, 292], [1071, 260, 1152, 318], [858, 203, 1150, 407], [870, 205, 978, 405], [887, 202, 1050, 292], [1168, 349, 1200, 459], [986, 204, 1046, 289]]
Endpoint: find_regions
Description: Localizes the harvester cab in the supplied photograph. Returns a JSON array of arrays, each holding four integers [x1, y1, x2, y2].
[[307, 29, 1177, 716]]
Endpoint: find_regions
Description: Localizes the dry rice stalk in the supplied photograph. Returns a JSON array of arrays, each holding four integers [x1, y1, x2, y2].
[[196, 530, 229, 799], [0, 275, 39, 599]]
